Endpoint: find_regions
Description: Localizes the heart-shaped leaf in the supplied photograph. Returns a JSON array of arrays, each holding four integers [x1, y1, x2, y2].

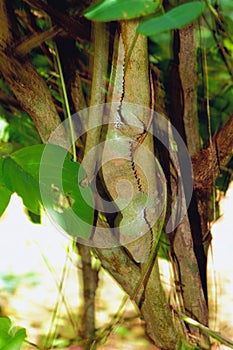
[[0, 317, 26, 350], [84, 0, 159, 22], [39, 144, 94, 239], [2, 329, 27, 350], [2, 149, 42, 215], [2, 144, 94, 239], [137, 1, 206, 36], [0, 317, 12, 348]]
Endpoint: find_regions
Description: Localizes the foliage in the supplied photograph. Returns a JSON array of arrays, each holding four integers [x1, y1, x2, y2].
[[137, 1, 206, 36], [0, 144, 94, 238], [0, 0, 231, 224], [0, 272, 39, 293], [84, 0, 160, 21], [0, 0, 232, 349], [0, 158, 12, 216], [0, 317, 26, 350]]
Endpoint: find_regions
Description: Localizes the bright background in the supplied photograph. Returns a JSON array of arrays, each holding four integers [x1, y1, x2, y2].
[[0, 182, 232, 349]]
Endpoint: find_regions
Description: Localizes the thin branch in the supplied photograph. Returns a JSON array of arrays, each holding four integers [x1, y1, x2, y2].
[[192, 114, 233, 191], [15, 25, 62, 57], [78, 244, 99, 350], [0, 0, 64, 144], [76, 22, 109, 350], [22, 0, 90, 41]]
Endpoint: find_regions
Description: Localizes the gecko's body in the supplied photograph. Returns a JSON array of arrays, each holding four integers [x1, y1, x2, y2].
[[102, 28, 166, 263]]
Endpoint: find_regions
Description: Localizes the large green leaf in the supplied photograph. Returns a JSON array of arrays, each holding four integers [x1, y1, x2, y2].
[[84, 0, 159, 22], [39, 144, 94, 240], [2, 151, 42, 215], [2, 328, 27, 350], [0, 317, 11, 348], [137, 1, 206, 36], [2, 144, 94, 239], [0, 317, 26, 350], [7, 112, 41, 147], [0, 158, 12, 217]]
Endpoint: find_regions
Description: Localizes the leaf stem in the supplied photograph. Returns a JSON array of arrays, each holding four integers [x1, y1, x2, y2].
[[178, 311, 233, 348], [54, 44, 77, 162], [24, 339, 43, 350]]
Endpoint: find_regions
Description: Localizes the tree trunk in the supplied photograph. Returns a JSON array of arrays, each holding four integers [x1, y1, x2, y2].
[[1, 1, 233, 349]]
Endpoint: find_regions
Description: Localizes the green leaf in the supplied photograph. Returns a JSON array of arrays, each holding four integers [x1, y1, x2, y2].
[[0, 317, 11, 348], [2, 329, 26, 350], [0, 158, 12, 216], [0, 185, 12, 216], [39, 144, 94, 240], [2, 152, 42, 215], [26, 209, 41, 224], [137, 1, 206, 36], [84, 0, 159, 22], [0, 143, 13, 156], [158, 231, 170, 261], [2, 144, 94, 239], [7, 113, 41, 147], [0, 317, 11, 331], [0, 317, 26, 350]]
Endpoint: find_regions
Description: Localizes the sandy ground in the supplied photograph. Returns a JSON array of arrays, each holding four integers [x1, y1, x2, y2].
[[0, 183, 232, 349]]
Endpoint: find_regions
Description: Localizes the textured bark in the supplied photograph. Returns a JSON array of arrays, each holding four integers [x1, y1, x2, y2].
[[178, 24, 211, 316], [192, 114, 233, 191], [175, 22, 209, 340], [2, 2, 233, 349], [77, 22, 109, 349], [192, 113, 233, 256], [94, 218, 142, 303], [0, 0, 12, 44], [100, 20, 182, 349], [22, 0, 91, 41], [162, 5, 210, 347], [78, 243, 98, 350], [15, 26, 62, 57], [179, 23, 200, 156], [0, 1, 63, 144], [47, 0, 87, 115], [172, 215, 209, 348], [82, 22, 109, 182], [141, 260, 181, 349], [0, 49, 64, 144], [122, 21, 181, 347]]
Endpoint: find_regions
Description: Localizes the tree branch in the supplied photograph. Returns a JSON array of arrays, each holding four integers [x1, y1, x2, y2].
[[15, 26, 62, 57], [82, 22, 109, 182], [22, 0, 90, 41], [75, 21, 109, 349], [78, 244, 98, 349], [0, 0, 63, 144], [192, 114, 233, 191]]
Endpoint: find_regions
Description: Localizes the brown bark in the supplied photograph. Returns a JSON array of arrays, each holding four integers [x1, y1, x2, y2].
[[0, 4, 95, 350], [1, 1, 233, 349], [22, 0, 91, 41], [177, 22, 210, 314], [0, 1, 63, 144], [100, 20, 183, 349], [176, 21, 209, 329], [192, 114, 233, 192], [161, 8, 210, 346], [78, 244, 98, 350], [179, 24, 200, 156]]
